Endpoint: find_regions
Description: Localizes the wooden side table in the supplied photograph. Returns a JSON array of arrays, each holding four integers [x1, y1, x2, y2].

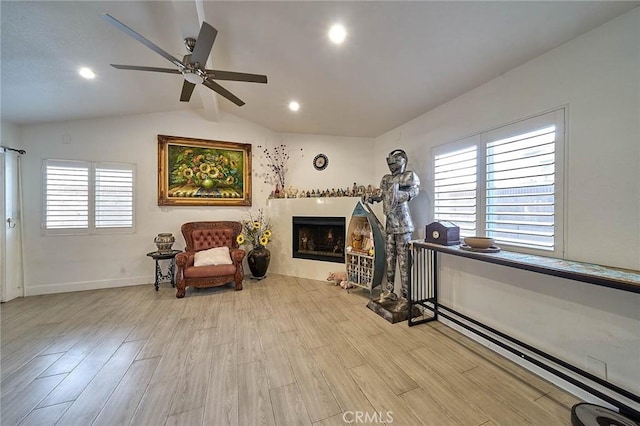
[[146, 250, 181, 291]]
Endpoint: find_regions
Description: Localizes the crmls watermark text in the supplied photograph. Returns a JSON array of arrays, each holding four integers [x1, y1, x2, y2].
[[342, 411, 394, 424]]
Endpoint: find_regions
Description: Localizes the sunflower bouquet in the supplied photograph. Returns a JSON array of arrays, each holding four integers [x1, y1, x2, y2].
[[236, 208, 272, 250], [169, 147, 242, 190]]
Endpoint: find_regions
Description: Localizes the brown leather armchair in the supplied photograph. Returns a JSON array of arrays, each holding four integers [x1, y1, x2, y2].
[[175, 221, 246, 298]]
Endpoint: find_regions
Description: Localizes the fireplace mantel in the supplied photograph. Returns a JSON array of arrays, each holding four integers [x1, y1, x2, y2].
[[265, 198, 383, 281]]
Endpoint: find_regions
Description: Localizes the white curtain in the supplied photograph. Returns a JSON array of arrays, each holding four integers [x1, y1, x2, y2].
[[1, 150, 24, 302]]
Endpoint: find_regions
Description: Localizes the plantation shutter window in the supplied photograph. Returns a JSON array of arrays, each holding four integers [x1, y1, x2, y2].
[[44, 159, 135, 234], [95, 164, 134, 228], [485, 125, 557, 251], [433, 144, 478, 238], [431, 109, 565, 256], [45, 160, 89, 230]]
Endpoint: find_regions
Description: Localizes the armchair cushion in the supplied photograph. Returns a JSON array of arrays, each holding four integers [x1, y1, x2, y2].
[[184, 264, 236, 278], [194, 246, 233, 267]]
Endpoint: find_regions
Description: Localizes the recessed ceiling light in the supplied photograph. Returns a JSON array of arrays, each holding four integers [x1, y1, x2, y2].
[[289, 101, 300, 112], [78, 67, 96, 79], [328, 24, 347, 44]]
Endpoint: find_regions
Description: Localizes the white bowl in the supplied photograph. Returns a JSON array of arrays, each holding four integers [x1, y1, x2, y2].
[[464, 236, 495, 249]]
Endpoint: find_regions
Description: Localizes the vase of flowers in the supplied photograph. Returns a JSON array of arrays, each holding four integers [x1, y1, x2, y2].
[[237, 209, 272, 279]]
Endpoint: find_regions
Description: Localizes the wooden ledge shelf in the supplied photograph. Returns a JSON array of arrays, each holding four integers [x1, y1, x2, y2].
[[412, 241, 640, 294]]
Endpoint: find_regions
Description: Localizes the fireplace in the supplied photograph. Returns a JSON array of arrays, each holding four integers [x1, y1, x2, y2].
[[292, 216, 346, 263]]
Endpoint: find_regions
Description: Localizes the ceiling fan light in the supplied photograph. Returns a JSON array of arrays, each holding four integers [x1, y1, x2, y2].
[[183, 70, 203, 85]]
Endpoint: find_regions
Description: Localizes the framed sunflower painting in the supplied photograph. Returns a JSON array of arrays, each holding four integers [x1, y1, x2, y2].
[[157, 135, 252, 206]]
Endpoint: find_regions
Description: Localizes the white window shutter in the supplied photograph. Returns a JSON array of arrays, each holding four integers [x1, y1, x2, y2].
[[485, 125, 556, 250], [45, 160, 89, 230], [434, 145, 478, 237], [95, 164, 134, 229], [44, 159, 135, 234], [432, 108, 564, 256]]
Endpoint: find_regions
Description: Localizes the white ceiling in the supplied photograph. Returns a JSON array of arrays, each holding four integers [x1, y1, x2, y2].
[[1, 1, 638, 137]]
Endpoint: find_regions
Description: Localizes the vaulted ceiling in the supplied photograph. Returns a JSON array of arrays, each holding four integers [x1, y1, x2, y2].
[[1, 1, 637, 137]]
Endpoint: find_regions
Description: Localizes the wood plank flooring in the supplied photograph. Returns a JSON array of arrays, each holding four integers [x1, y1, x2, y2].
[[1, 274, 580, 425]]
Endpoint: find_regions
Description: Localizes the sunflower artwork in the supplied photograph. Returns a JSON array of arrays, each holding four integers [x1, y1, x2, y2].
[[158, 135, 252, 206]]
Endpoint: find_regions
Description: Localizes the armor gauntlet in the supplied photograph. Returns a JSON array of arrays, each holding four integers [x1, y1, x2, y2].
[[399, 171, 420, 201]]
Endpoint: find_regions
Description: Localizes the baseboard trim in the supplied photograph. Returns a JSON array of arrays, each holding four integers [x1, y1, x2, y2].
[[24, 275, 154, 296], [437, 316, 621, 412]]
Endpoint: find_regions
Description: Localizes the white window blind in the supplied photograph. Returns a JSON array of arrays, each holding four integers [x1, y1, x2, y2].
[[486, 126, 556, 250], [434, 145, 477, 237], [44, 159, 135, 234], [45, 161, 89, 230], [432, 109, 564, 256], [95, 165, 134, 228]]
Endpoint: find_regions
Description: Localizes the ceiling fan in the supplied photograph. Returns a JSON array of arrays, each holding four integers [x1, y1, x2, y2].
[[102, 14, 267, 106]]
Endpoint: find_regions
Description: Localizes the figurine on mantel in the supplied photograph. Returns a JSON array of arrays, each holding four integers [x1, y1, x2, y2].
[[286, 185, 299, 198], [366, 149, 420, 309], [274, 183, 382, 199]]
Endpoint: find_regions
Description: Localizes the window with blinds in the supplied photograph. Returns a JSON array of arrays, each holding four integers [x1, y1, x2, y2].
[[434, 145, 477, 237], [486, 126, 556, 250], [45, 161, 89, 230], [432, 109, 564, 256], [44, 160, 135, 234], [95, 165, 134, 228]]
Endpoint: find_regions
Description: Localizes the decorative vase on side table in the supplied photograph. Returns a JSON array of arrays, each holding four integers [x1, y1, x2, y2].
[[154, 233, 175, 253], [247, 246, 271, 279]]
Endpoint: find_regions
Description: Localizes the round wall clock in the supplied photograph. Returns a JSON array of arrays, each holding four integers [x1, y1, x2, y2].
[[313, 153, 328, 171]]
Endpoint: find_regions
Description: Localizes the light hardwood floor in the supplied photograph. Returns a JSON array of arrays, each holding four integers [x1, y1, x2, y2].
[[1, 274, 580, 425]]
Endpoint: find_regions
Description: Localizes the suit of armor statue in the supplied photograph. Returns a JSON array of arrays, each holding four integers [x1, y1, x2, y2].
[[367, 149, 420, 304]]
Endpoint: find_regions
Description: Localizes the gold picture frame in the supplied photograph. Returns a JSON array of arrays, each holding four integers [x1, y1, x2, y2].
[[157, 135, 252, 206]]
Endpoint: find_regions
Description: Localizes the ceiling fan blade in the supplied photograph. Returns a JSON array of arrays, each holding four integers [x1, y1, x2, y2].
[[180, 81, 196, 102], [102, 14, 184, 69], [110, 64, 181, 74], [202, 80, 245, 106], [190, 22, 217, 67], [205, 70, 267, 84]]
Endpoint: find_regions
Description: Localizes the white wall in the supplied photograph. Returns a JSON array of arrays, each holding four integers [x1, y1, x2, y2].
[[18, 110, 279, 295], [279, 132, 376, 194], [17, 110, 375, 295], [1, 120, 21, 148], [375, 8, 640, 404], [377, 8, 640, 270]]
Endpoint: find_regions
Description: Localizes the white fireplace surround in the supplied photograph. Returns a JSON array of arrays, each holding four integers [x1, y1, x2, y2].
[[265, 198, 383, 281]]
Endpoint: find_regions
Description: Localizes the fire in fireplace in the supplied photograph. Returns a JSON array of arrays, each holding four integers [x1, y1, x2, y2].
[[292, 216, 346, 263]]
